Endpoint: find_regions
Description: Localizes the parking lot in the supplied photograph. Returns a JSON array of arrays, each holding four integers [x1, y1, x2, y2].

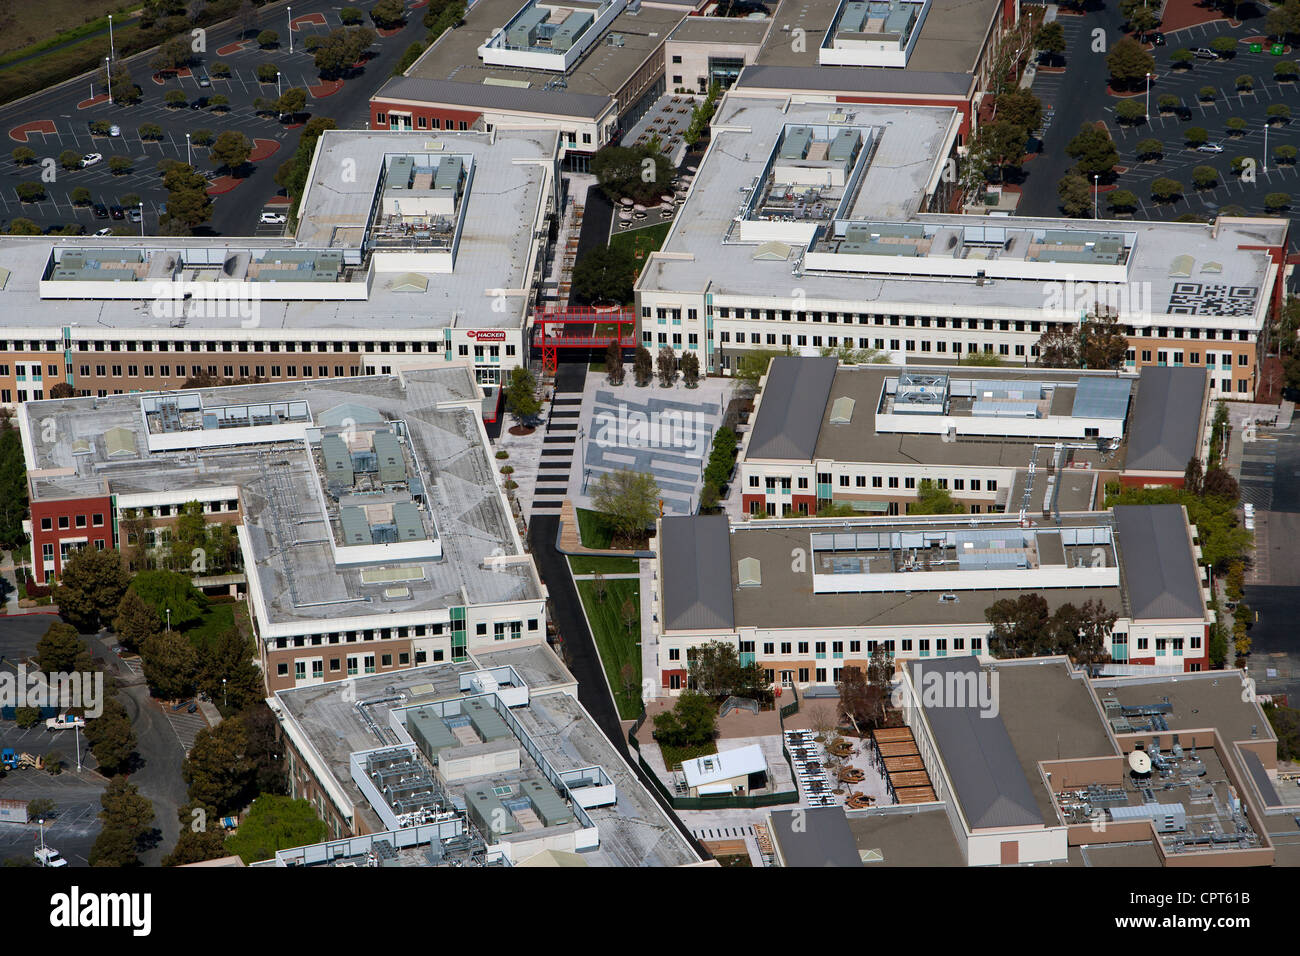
[[1105, 19, 1300, 225], [0, 721, 105, 868], [0, 0, 427, 236]]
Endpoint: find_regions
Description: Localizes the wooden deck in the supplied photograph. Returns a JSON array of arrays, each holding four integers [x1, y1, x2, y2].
[[895, 786, 939, 804], [883, 754, 925, 773]]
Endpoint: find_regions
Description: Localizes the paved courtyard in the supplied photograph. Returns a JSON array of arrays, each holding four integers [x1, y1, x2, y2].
[[569, 371, 731, 515]]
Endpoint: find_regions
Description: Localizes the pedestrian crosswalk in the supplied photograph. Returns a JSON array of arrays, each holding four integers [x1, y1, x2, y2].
[[531, 390, 583, 516]]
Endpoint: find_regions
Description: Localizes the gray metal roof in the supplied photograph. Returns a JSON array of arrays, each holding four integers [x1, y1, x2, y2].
[[911, 657, 1044, 830], [769, 806, 863, 867], [1241, 748, 1282, 807], [746, 356, 837, 461], [1125, 366, 1208, 473], [1072, 376, 1132, 420], [659, 514, 735, 632], [1113, 505, 1206, 621], [377, 76, 612, 119], [737, 64, 975, 97]]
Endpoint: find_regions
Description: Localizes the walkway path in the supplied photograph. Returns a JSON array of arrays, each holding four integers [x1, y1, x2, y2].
[[531, 366, 585, 517]]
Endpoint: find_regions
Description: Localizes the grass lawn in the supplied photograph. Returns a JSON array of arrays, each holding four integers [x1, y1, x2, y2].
[[609, 221, 671, 263], [576, 508, 615, 549], [0, 1, 134, 60], [569, 555, 639, 575], [658, 739, 718, 770], [574, 578, 641, 720], [183, 601, 236, 652]]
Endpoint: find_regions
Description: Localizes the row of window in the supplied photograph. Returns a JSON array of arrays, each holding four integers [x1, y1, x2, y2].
[[269, 619, 538, 650], [376, 112, 471, 131], [39, 513, 105, 532], [2, 339, 503, 356], [704, 310, 1254, 341], [748, 474, 999, 492]]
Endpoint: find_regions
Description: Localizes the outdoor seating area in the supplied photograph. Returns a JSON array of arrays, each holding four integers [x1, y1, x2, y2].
[[784, 728, 837, 807], [867, 727, 938, 804]]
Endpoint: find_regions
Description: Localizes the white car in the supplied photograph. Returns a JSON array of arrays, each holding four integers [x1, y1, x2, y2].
[[94, 227, 113, 236], [1245, 517, 1256, 530], [80, 152, 103, 167], [34, 847, 68, 867], [109, 125, 121, 137], [46, 714, 86, 731], [1197, 143, 1224, 153], [259, 211, 287, 224]]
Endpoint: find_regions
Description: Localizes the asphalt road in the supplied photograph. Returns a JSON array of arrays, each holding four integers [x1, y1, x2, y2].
[[0, 615, 189, 864], [0, 0, 429, 237]]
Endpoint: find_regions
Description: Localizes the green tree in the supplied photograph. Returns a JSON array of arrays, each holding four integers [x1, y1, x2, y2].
[[130, 569, 208, 629], [312, 26, 376, 78], [199, 628, 262, 712], [90, 826, 141, 867], [1192, 165, 1219, 190], [656, 346, 677, 387], [100, 776, 155, 841], [1184, 126, 1209, 148], [6, 218, 39, 235], [1275, 60, 1299, 81], [184, 718, 255, 815], [1235, 75, 1254, 93], [190, 129, 215, 147], [1275, 144, 1298, 165], [107, 156, 132, 175], [256, 63, 280, 83], [680, 351, 700, 388], [633, 346, 653, 386], [1211, 36, 1238, 58], [56, 547, 130, 632], [150, 35, 192, 72], [210, 130, 252, 171], [84, 697, 137, 775], [1080, 310, 1130, 369], [1066, 124, 1119, 178], [370, 0, 407, 28], [11, 146, 36, 165], [910, 479, 964, 514], [986, 593, 1053, 657], [687, 640, 772, 702], [1170, 48, 1194, 69], [1268, 103, 1292, 123], [590, 469, 660, 545], [1265, 192, 1291, 213], [15, 182, 46, 203], [1115, 99, 1146, 124], [1057, 173, 1092, 218], [141, 630, 199, 700], [138, 123, 164, 141], [163, 828, 230, 866], [1198, 85, 1217, 102], [1107, 36, 1155, 91], [224, 795, 329, 864], [0, 411, 24, 548], [164, 89, 188, 108], [571, 243, 636, 305], [113, 588, 163, 651], [257, 29, 280, 48], [1151, 177, 1184, 203], [605, 340, 625, 385], [651, 691, 717, 748], [1157, 94, 1180, 113], [1034, 21, 1066, 63], [591, 143, 673, 204], [504, 366, 541, 423], [274, 87, 308, 116], [209, 94, 230, 111], [1108, 189, 1139, 214], [341, 6, 364, 24], [59, 149, 82, 170], [733, 348, 793, 390]]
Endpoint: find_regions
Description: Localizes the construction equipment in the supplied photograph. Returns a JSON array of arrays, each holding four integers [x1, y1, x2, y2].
[[0, 749, 16, 771]]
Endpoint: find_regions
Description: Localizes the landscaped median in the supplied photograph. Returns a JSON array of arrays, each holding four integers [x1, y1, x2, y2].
[[572, 573, 642, 721]]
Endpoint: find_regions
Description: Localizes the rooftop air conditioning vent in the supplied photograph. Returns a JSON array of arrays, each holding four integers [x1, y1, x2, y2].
[[938, 593, 959, 604]]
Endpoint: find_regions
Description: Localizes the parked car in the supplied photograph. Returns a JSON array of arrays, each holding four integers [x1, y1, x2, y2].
[[109, 205, 125, 220], [92, 203, 109, 219], [46, 714, 86, 731], [34, 847, 68, 868], [128, 208, 142, 223], [1141, 31, 1165, 45], [260, 211, 287, 224], [197, 72, 211, 88], [94, 227, 114, 237], [80, 152, 103, 167], [1197, 142, 1224, 153], [172, 699, 192, 711], [109, 125, 121, 136], [1195, 47, 1219, 59], [191, 97, 209, 110]]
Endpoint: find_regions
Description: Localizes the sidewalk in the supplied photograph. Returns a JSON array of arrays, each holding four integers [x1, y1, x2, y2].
[[639, 557, 659, 703]]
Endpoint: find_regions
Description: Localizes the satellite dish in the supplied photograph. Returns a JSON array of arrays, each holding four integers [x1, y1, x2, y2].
[[1128, 750, 1152, 774]]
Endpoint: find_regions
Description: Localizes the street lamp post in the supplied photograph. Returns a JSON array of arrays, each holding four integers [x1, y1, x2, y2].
[[1093, 174, 1099, 220], [1145, 72, 1153, 122], [106, 57, 113, 105], [165, 607, 171, 631], [138, 201, 145, 238], [108, 14, 115, 63], [222, 678, 227, 708], [74, 722, 81, 773], [1264, 119, 1269, 173], [186, 131, 191, 166], [37, 819, 46, 864], [288, 6, 293, 54], [276, 70, 282, 98]]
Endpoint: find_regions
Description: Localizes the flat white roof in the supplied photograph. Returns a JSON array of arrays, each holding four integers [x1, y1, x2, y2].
[[682, 743, 767, 787]]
